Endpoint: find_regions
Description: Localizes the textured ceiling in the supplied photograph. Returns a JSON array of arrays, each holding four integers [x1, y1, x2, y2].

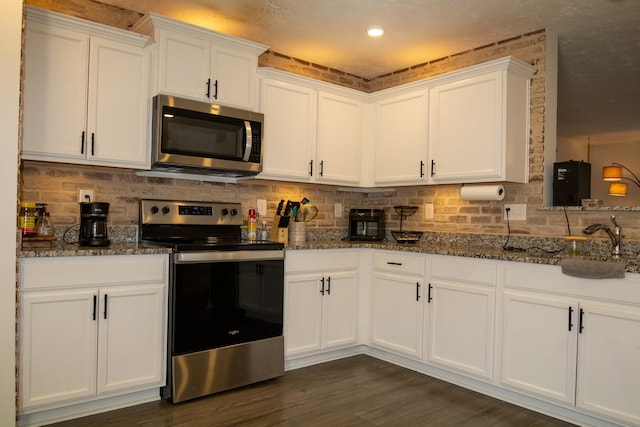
[[101, 0, 640, 143]]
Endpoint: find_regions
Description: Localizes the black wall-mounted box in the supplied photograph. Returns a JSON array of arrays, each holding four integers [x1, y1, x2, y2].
[[553, 161, 591, 206]]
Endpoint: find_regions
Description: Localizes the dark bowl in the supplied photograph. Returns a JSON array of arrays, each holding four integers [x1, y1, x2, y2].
[[391, 230, 424, 243]]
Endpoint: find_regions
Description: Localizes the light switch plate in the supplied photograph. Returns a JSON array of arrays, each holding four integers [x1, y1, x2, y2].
[[257, 199, 267, 216], [334, 203, 343, 218], [503, 203, 526, 221], [424, 203, 434, 220]]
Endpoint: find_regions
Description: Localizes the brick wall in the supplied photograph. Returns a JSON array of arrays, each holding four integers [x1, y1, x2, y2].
[[21, 0, 640, 240]]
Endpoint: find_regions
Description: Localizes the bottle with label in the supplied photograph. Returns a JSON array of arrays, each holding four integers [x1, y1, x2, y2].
[[260, 221, 268, 241], [19, 202, 38, 237], [247, 209, 257, 241]]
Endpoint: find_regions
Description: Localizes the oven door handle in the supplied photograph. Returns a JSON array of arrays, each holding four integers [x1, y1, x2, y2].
[[174, 250, 284, 264]]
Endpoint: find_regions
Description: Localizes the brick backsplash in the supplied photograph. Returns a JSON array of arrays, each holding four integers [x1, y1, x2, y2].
[[19, 0, 640, 243], [21, 161, 640, 241]]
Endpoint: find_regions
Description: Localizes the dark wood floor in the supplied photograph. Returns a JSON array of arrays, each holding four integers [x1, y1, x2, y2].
[[50, 355, 574, 426]]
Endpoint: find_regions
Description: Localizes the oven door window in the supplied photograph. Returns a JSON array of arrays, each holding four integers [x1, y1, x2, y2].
[[172, 259, 284, 355]]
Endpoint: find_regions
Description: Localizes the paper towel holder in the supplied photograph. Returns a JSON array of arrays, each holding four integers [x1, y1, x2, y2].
[[460, 183, 505, 201]]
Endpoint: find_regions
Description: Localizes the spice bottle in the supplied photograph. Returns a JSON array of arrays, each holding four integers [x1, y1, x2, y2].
[[247, 209, 257, 241], [19, 202, 38, 237]]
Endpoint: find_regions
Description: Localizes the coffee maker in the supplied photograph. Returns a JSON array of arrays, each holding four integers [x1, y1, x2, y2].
[[79, 202, 110, 247], [348, 208, 386, 241]]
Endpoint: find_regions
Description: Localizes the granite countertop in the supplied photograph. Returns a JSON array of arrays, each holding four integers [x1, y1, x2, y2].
[[18, 233, 640, 274], [19, 241, 172, 258], [286, 239, 640, 274]]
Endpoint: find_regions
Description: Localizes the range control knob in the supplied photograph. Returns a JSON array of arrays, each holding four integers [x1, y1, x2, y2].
[[161, 206, 170, 215], [230, 208, 238, 216], [150, 206, 159, 214], [221, 208, 229, 216]]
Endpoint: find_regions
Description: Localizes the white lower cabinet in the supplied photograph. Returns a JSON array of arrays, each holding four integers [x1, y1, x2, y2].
[[501, 290, 578, 404], [285, 249, 640, 427], [284, 250, 359, 357], [370, 251, 426, 359], [21, 289, 100, 407], [18, 255, 168, 418], [501, 263, 640, 426], [576, 301, 640, 425], [425, 256, 496, 381]]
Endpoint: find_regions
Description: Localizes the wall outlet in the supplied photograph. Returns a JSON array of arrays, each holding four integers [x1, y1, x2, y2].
[[334, 203, 343, 218], [78, 189, 94, 203], [257, 199, 267, 217], [424, 203, 434, 220], [503, 203, 527, 221]]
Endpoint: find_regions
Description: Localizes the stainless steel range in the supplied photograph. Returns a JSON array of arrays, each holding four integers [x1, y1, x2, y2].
[[139, 199, 285, 403]]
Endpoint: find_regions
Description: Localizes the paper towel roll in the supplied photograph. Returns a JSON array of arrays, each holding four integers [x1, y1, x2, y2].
[[460, 184, 505, 201]]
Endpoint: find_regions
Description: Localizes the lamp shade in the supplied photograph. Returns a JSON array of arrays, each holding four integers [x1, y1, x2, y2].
[[603, 165, 623, 181], [608, 182, 628, 196]]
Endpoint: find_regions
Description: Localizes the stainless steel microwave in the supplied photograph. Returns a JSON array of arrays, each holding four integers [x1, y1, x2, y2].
[[151, 95, 264, 177]]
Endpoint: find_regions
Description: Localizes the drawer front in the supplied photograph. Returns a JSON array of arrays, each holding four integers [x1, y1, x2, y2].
[[503, 261, 640, 304], [286, 249, 359, 273], [429, 255, 496, 286], [373, 251, 426, 276], [19, 254, 169, 290]]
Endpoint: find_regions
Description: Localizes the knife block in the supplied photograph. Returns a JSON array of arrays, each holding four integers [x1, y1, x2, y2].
[[271, 215, 289, 244]]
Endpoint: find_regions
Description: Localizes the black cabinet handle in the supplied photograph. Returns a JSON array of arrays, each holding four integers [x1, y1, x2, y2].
[[92, 295, 97, 321], [320, 277, 325, 295], [327, 276, 331, 295], [420, 161, 425, 178], [319, 160, 324, 177], [309, 160, 313, 176], [416, 282, 421, 301], [91, 133, 95, 156], [428, 283, 433, 303], [386, 262, 402, 266], [103, 294, 108, 319], [206, 78, 211, 98], [579, 308, 584, 333], [568, 306, 574, 331], [81, 131, 85, 154], [430, 160, 436, 177], [213, 79, 218, 100]]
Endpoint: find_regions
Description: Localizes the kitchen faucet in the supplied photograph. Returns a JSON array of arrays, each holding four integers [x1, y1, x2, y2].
[[583, 215, 622, 258]]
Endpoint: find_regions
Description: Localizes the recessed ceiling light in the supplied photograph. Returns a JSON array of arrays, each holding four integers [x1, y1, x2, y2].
[[367, 26, 385, 37]]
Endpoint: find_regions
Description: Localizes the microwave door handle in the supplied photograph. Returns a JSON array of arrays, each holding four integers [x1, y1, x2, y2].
[[243, 121, 253, 162]]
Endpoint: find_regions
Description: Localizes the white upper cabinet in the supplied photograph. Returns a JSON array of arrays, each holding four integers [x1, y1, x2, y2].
[[132, 14, 268, 111], [316, 91, 363, 185], [428, 57, 536, 184], [22, 7, 151, 169], [258, 68, 364, 185], [373, 89, 429, 186], [259, 76, 317, 181]]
